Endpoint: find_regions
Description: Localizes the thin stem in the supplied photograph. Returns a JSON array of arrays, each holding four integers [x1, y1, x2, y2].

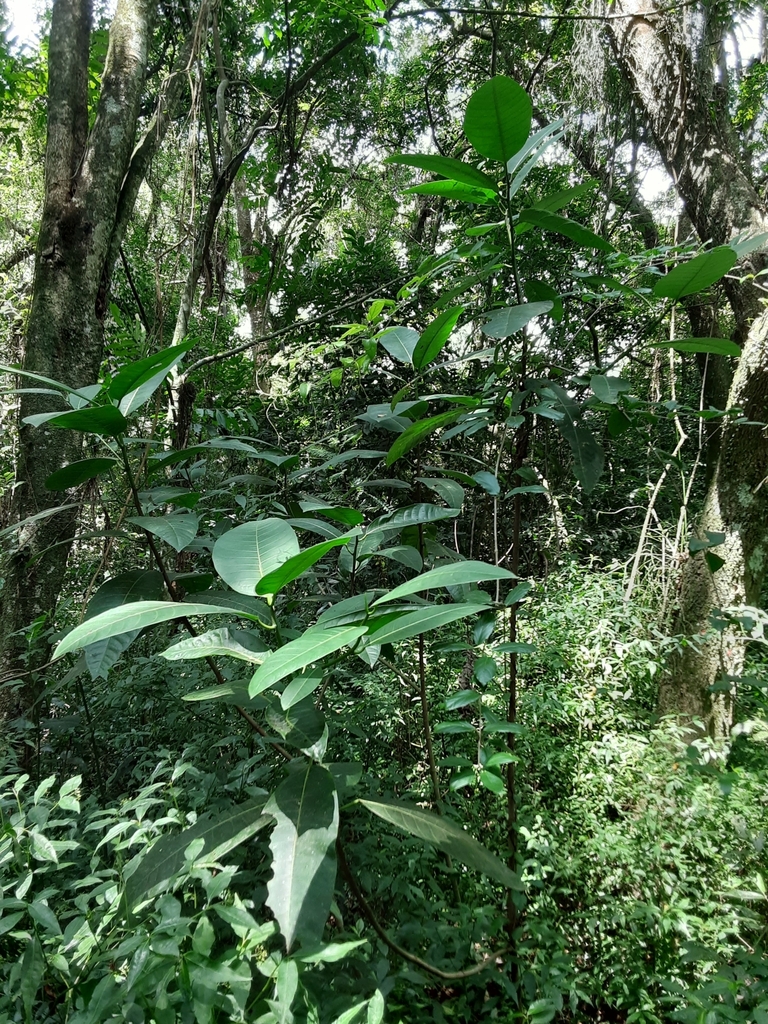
[[336, 838, 508, 980]]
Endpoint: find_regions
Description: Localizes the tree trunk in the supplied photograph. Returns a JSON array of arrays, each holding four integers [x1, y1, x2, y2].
[[606, 0, 768, 735], [0, 0, 153, 721]]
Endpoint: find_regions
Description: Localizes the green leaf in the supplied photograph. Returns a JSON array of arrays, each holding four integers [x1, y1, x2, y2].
[[386, 153, 498, 192], [378, 327, 419, 364], [517, 208, 613, 252], [20, 937, 45, 1024], [473, 471, 500, 495], [417, 477, 465, 508], [590, 375, 631, 404], [463, 76, 532, 163], [53, 600, 266, 660], [505, 581, 533, 606], [125, 797, 269, 909], [651, 338, 741, 357], [191, 591, 272, 625], [249, 626, 367, 697], [266, 763, 339, 951], [365, 604, 483, 646], [161, 627, 267, 663], [372, 503, 460, 529], [266, 699, 328, 757], [654, 246, 737, 300], [481, 301, 553, 339], [445, 689, 481, 710], [385, 410, 463, 466], [507, 119, 565, 195], [45, 457, 119, 490], [358, 797, 520, 888], [373, 560, 515, 606], [85, 629, 141, 681], [128, 513, 199, 552], [296, 939, 367, 964], [548, 384, 604, 493], [255, 535, 355, 596], [480, 770, 505, 793], [0, 363, 96, 397], [373, 545, 423, 571], [24, 404, 128, 435], [85, 569, 165, 619], [29, 831, 58, 863], [281, 665, 325, 710], [213, 519, 300, 596], [404, 180, 496, 204], [524, 279, 563, 322], [109, 341, 194, 410], [413, 306, 465, 370], [516, 181, 598, 230]]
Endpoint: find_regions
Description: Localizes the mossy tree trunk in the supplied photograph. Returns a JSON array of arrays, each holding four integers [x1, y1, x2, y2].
[[607, 0, 768, 735], [0, 0, 154, 723]]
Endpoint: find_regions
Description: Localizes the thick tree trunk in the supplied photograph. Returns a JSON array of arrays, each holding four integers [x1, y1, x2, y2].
[[0, 0, 153, 721], [607, 1, 768, 735]]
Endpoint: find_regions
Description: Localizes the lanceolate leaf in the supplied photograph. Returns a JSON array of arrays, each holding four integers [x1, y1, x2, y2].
[[161, 627, 267, 664], [548, 385, 604, 493], [191, 591, 272, 626], [653, 246, 737, 300], [378, 327, 420, 364], [213, 519, 300, 596], [53, 601, 268, 660], [358, 798, 520, 889], [372, 503, 460, 530], [386, 153, 498, 192], [404, 181, 496, 204], [481, 301, 553, 339], [516, 181, 597, 231], [372, 561, 516, 606], [126, 797, 270, 910], [517, 209, 613, 252], [109, 340, 194, 407], [365, 604, 483, 646], [266, 763, 339, 951], [128, 513, 199, 552], [255, 535, 356, 596], [24, 405, 128, 435], [249, 626, 367, 697], [45, 458, 119, 490], [413, 306, 465, 370], [463, 76, 532, 163], [651, 338, 741, 357], [590, 375, 631, 404], [385, 410, 463, 466]]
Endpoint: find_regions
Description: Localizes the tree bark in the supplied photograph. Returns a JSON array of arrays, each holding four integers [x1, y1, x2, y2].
[[0, 0, 153, 720], [606, 0, 768, 735]]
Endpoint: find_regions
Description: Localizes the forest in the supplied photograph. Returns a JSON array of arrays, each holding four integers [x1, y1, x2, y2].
[[0, 0, 766, 1020]]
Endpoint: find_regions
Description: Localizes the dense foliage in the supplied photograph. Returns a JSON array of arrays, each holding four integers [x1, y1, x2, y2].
[[0, 2, 767, 1023]]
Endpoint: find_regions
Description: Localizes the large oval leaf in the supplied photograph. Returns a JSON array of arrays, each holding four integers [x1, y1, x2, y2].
[[386, 154, 498, 192], [653, 246, 737, 300], [266, 764, 338, 951], [378, 327, 419, 364], [45, 458, 119, 491], [249, 626, 367, 697], [481, 301, 553, 339], [53, 600, 267, 661], [358, 798, 520, 889], [128, 513, 199, 552], [463, 76, 532, 164], [372, 560, 517, 606], [213, 519, 299, 596], [413, 306, 465, 370]]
